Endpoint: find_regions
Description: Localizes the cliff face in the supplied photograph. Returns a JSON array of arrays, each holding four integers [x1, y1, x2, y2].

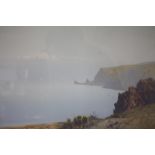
[[114, 78, 155, 114], [94, 68, 122, 89], [90, 78, 155, 129], [93, 62, 155, 90], [137, 78, 155, 104]]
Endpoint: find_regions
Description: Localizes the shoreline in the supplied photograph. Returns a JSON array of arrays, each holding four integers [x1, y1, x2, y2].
[[0, 122, 64, 129]]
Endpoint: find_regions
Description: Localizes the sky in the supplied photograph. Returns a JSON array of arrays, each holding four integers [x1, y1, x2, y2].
[[0, 26, 155, 67]]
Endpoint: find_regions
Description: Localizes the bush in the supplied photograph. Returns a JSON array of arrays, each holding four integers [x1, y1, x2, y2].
[[62, 114, 98, 129]]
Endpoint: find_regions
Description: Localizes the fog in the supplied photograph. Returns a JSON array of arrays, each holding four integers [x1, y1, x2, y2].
[[0, 27, 155, 81], [0, 27, 154, 126]]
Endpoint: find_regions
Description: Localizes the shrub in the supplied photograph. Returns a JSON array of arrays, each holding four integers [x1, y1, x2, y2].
[[62, 114, 98, 129]]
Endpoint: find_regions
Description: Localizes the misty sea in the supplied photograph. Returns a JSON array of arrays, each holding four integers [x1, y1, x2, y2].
[[0, 82, 120, 127]]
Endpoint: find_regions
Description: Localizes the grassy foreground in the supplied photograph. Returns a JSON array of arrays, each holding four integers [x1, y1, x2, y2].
[[91, 103, 155, 129]]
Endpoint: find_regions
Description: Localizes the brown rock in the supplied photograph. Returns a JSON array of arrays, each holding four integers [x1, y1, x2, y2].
[[137, 78, 155, 104], [114, 78, 155, 114]]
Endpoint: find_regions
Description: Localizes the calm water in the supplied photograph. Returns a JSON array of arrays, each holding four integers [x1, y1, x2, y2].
[[0, 82, 120, 127]]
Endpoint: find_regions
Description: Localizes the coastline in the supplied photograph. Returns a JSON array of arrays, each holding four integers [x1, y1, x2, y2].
[[1, 122, 64, 129]]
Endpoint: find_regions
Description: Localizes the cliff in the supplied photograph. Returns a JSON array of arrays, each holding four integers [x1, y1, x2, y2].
[[90, 78, 155, 129], [114, 78, 155, 113], [93, 62, 155, 90]]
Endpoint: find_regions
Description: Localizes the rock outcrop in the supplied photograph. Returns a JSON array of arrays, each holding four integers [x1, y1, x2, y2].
[[114, 78, 155, 113], [92, 62, 155, 90], [137, 78, 155, 104]]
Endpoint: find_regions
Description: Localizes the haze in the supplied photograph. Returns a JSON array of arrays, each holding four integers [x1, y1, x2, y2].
[[0, 27, 155, 64], [0, 26, 155, 126]]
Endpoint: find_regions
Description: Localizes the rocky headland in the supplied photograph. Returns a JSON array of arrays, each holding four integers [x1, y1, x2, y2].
[[91, 78, 155, 129], [76, 62, 155, 90], [114, 78, 155, 113]]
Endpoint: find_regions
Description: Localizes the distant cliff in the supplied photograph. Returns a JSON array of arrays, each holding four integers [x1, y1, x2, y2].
[[93, 62, 155, 90]]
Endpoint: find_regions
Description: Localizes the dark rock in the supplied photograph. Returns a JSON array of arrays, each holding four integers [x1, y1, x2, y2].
[[114, 78, 155, 114], [137, 78, 155, 104]]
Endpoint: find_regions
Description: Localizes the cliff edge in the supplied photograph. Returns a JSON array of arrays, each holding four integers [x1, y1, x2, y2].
[[114, 78, 155, 113], [93, 62, 155, 90]]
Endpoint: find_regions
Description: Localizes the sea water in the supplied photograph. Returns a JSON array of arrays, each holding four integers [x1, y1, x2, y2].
[[0, 82, 120, 127]]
